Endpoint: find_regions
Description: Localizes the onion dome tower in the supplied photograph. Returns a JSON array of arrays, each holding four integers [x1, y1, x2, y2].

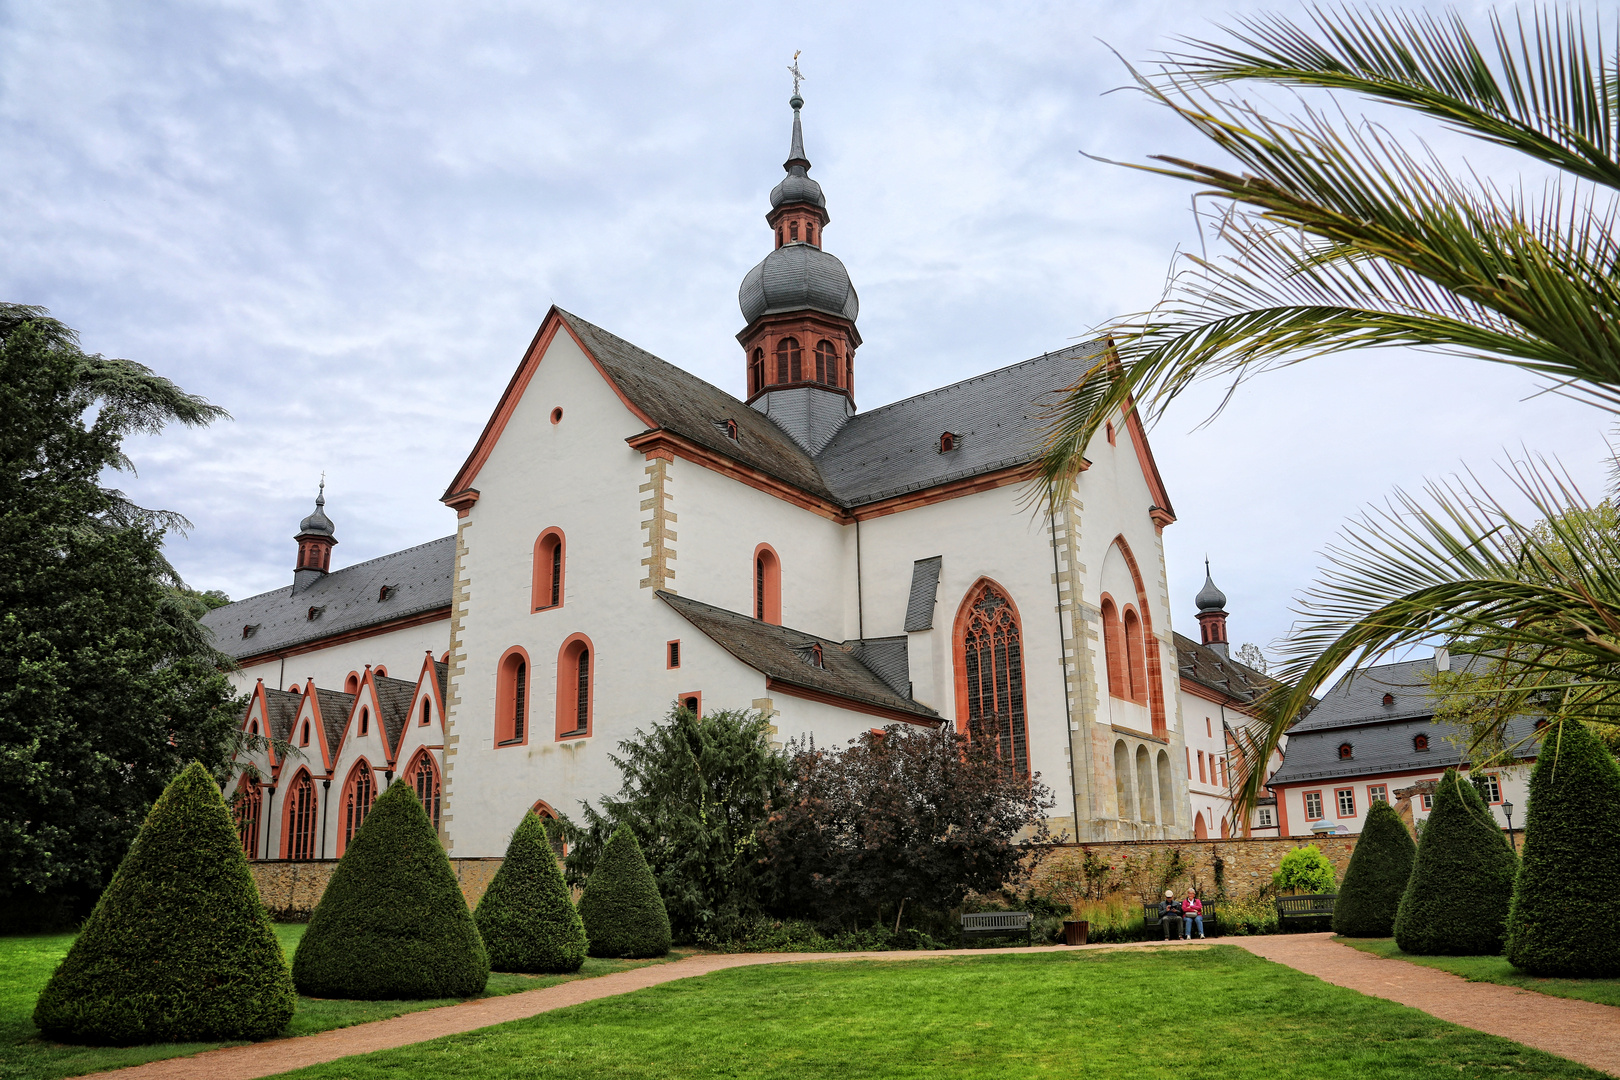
[[292, 480, 337, 593], [1195, 559, 1229, 657], [738, 90, 861, 453]]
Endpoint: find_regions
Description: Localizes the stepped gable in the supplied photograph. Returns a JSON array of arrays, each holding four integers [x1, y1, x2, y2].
[[200, 535, 455, 661], [657, 591, 939, 723], [373, 675, 418, 757], [815, 340, 1112, 507]]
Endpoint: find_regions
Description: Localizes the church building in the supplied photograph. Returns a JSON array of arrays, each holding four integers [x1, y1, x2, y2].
[[204, 92, 1205, 857]]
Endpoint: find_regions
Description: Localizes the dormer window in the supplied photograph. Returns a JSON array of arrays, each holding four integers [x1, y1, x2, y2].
[[378, 585, 394, 602], [809, 642, 824, 668], [1338, 743, 1353, 760], [242, 624, 259, 639], [307, 606, 323, 621], [1413, 734, 1430, 752], [939, 432, 957, 453], [1382, 693, 1395, 706], [725, 419, 738, 440]]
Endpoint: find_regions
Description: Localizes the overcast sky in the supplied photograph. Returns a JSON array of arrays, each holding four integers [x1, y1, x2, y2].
[[2, 0, 1609, 667]]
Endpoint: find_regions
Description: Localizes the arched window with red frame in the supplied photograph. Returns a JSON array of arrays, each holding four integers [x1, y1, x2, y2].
[[1122, 605, 1148, 705], [532, 529, 565, 611], [407, 750, 441, 831], [283, 770, 318, 860], [815, 340, 838, 386], [754, 544, 781, 625], [495, 647, 530, 746], [953, 579, 1030, 775], [234, 775, 261, 859], [532, 800, 566, 856], [340, 761, 375, 854], [750, 348, 765, 394], [1100, 595, 1126, 699], [776, 337, 802, 383], [556, 634, 594, 740], [344, 671, 360, 694]]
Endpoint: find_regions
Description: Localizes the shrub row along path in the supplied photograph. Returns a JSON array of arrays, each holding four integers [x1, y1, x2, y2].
[[93, 934, 1620, 1080]]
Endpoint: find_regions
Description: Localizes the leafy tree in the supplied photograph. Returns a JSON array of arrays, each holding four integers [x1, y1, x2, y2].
[[576, 825, 671, 959], [475, 811, 587, 974], [1333, 800, 1417, 937], [0, 304, 236, 927], [761, 723, 1055, 928], [293, 781, 489, 998], [1507, 721, 1620, 975], [1271, 845, 1336, 895], [33, 763, 295, 1044], [567, 705, 789, 940], [1394, 770, 1518, 955], [1033, 8, 1620, 822]]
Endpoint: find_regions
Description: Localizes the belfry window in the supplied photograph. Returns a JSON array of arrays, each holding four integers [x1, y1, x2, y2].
[[776, 337, 802, 383], [815, 340, 838, 386], [958, 581, 1030, 774], [806, 223, 815, 245], [751, 348, 765, 393], [789, 220, 799, 241]]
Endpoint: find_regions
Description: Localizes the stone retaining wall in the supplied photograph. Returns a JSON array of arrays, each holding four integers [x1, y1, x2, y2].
[[1029, 835, 1359, 901], [250, 858, 505, 919]]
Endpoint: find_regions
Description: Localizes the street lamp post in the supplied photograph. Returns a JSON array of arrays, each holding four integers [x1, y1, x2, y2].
[[1503, 801, 1516, 853]]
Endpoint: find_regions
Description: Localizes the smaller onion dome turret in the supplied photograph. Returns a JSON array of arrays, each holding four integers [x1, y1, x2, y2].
[[293, 480, 338, 591], [1196, 561, 1227, 612], [770, 95, 826, 210], [299, 486, 335, 537], [1195, 558, 1230, 655]]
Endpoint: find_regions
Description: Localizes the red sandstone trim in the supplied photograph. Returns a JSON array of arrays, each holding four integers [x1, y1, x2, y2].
[[764, 677, 940, 727], [234, 607, 451, 669]]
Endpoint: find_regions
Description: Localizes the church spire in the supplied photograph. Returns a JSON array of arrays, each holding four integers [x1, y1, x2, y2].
[[292, 478, 337, 592], [1195, 558, 1230, 657], [737, 70, 862, 450]]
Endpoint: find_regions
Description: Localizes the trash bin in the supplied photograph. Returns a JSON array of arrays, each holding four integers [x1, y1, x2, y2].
[[1062, 920, 1089, 946]]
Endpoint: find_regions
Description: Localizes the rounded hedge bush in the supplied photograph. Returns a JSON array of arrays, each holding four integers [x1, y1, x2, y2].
[[577, 825, 671, 958], [33, 763, 296, 1044], [1393, 768, 1518, 955], [292, 780, 489, 999], [1333, 799, 1416, 937], [474, 811, 588, 973], [1272, 844, 1337, 895], [1507, 720, 1620, 976]]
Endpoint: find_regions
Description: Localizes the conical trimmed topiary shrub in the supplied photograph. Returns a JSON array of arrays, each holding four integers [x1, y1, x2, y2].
[[577, 825, 671, 958], [1507, 721, 1620, 976], [292, 779, 488, 999], [1393, 768, 1518, 955], [32, 763, 296, 1044], [474, 812, 588, 973], [1333, 799, 1416, 937]]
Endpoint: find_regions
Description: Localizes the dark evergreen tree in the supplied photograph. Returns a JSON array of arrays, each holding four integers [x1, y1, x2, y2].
[[475, 812, 587, 973], [1333, 799, 1416, 937], [32, 763, 295, 1044], [1507, 721, 1620, 976], [0, 305, 236, 928], [577, 825, 671, 958], [292, 780, 488, 999], [1394, 769, 1518, 955]]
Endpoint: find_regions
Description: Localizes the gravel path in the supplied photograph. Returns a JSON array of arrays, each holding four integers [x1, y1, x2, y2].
[[1233, 933, 1620, 1077], [86, 933, 1620, 1079]]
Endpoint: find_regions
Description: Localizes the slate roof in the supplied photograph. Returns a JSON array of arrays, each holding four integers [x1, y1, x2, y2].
[[199, 536, 455, 661], [657, 591, 939, 722], [374, 675, 417, 758], [904, 556, 943, 632], [314, 689, 356, 757], [434, 660, 449, 704], [260, 688, 301, 744], [1174, 633, 1279, 705], [560, 309, 1114, 510], [848, 636, 911, 699], [1268, 653, 1540, 786]]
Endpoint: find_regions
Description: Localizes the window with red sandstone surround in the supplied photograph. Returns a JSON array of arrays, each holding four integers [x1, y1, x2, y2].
[[284, 771, 318, 859], [754, 545, 781, 624], [776, 338, 802, 383], [956, 580, 1030, 776], [1368, 784, 1387, 803], [408, 750, 441, 830], [556, 635, 594, 740], [341, 762, 375, 854], [1336, 787, 1356, 818], [234, 777, 261, 859], [532, 529, 565, 611], [1197, 750, 1206, 783], [1304, 790, 1324, 820], [815, 340, 838, 386], [495, 648, 529, 745], [667, 640, 681, 669]]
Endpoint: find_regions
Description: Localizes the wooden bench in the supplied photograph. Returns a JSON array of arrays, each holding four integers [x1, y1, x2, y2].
[[1143, 903, 1220, 937], [961, 911, 1033, 945], [1275, 893, 1336, 928]]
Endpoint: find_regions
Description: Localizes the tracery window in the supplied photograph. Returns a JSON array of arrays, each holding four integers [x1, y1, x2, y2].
[[958, 581, 1029, 774], [408, 751, 441, 830], [235, 776, 261, 859], [776, 337, 802, 383], [342, 762, 375, 853], [284, 771, 318, 860]]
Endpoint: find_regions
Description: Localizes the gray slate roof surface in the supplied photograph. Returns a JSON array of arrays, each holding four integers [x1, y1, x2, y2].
[[657, 591, 938, 722], [374, 675, 418, 758], [434, 660, 448, 704], [1268, 653, 1539, 786], [904, 556, 943, 632], [848, 636, 912, 699], [314, 689, 356, 758], [1174, 632, 1279, 704], [199, 536, 455, 661], [260, 688, 301, 744]]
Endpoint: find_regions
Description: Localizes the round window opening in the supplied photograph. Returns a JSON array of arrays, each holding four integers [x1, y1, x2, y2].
[[550, 407, 563, 425]]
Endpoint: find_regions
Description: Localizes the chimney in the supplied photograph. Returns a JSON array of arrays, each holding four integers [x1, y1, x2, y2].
[[1434, 646, 1450, 673]]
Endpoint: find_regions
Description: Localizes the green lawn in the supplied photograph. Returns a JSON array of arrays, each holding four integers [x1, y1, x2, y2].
[[274, 946, 1603, 1080], [1336, 937, 1620, 1008], [0, 924, 678, 1080]]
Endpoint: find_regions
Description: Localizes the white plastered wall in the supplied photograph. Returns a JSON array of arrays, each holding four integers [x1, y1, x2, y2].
[[230, 620, 450, 698]]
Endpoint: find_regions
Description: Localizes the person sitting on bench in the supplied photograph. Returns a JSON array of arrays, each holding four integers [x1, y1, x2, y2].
[[1159, 890, 1183, 940], [1182, 889, 1204, 939]]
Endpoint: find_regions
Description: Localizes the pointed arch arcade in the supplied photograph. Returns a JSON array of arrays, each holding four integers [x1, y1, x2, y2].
[[952, 578, 1030, 775]]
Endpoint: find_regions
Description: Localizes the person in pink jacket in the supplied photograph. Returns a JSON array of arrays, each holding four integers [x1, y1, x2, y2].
[[1182, 889, 1205, 939]]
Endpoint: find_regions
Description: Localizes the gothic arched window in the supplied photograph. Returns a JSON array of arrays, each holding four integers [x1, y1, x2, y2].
[[234, 776, 261, 859], [341, 762, 375, 854], [408, 750, 441, 830], [815, 340, 838, 386], [956, 581, 1030, 774], [776, 337, 802, 383], [284, 770, 318, 860]]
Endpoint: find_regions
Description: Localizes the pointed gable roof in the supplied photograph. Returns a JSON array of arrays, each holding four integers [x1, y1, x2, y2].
[[372, 674, 418, 759]]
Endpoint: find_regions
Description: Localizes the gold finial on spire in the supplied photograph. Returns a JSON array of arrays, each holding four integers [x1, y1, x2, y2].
[[788, 51, 804, 98]]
